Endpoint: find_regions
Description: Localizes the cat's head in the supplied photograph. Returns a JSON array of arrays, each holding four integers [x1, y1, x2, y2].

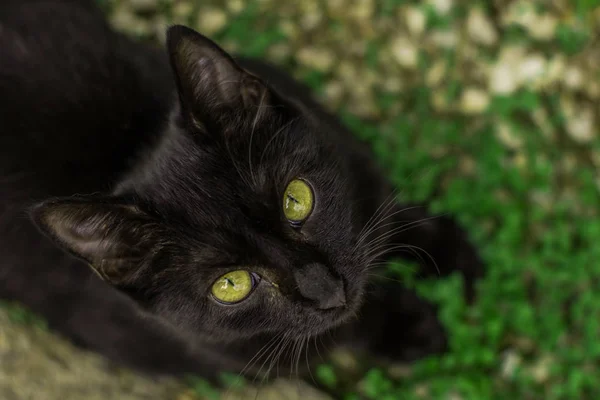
[[31, 25, 375, 342]]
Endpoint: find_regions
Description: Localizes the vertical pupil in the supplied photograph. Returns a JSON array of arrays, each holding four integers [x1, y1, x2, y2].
[[226, 277, 235, 287]]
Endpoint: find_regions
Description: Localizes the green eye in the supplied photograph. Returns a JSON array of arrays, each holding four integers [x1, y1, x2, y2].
[[211, 270, 255, 304], [283, 179, 314, 223]]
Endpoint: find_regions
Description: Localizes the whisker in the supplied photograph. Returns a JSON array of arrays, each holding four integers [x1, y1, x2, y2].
[[313, 335, 324, 363], [366, 272, 406, 284], [356, 188, 399, 241], [297, 336, 306, 379], [248, 90, 267, 187], [365, 243, 422, 262], [289, 337, 300, 380], [252, 332, 287, 386], [263, 334, 290, 385], [366, 244, 440, 276], [242, 333, 282, 375], [364, 214, 444, 250], [355, 205, 428, 252], [276, 334, 293, 380], [251, 334, 291, 400], [305, 336, 316, 385]]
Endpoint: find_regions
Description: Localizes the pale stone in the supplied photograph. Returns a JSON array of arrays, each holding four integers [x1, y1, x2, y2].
[[323, 81, 345, 104], [459, 156, 476, 175], [0, 309, 187, 400], [518, 54, 547, 86], [503, 1, 558, 40], [348, 93, 378, 117], [111, 10, 150, 37], [326, 0, 346, 15], [415, 384, 429, 397], [514, 151, 528, 169], [427, 0, 453, 15], [227, 0, 245, 14], [585, 81, 600, 99], [348, 41, 367, 57], [349, 0, 374, 20], [426, 60, 447, 86], [430, 28, 458, 49], [496, 121, 523, 149], [467, 8, 498, 46], [544, 55, 567, 86], [111, 6, 137, 32], [300, 11, 323, 30], [296, 47, 335, 72], [432, 90, 450, 111], [563, 66, 584, 89], [566, 106, 595, 143], [490, 63, 518, 94], [172, 2, 193, 20], [153, 16, 169, 44], [337, 62, 358, 84], [529, 14, 558, 40], [383, 77, 404, 92], [196, 8, 228, 35], [503, 1, 536, 28], [390, 37, 418, 69], [279, 20, 299, 40], [266, 43, 291, 63], [531, 189, 554, 211], [404, 6, 427, 37], [489, 47, 526, 94], [299, 0, 319, 14], [531, 356, 552, 384], [460, 88, 490, 114]]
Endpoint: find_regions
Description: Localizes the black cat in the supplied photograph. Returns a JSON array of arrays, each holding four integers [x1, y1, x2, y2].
[[0, 0, 483, 382]]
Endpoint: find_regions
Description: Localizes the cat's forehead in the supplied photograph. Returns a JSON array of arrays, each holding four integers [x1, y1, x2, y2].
[[125, 106, 348, 230]]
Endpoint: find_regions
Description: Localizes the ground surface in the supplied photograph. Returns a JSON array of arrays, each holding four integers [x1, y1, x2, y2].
[[2, 0, 600, 399]]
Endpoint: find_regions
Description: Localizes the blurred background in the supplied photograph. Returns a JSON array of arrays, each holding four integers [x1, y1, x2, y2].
[[2, 0, 600, 399]]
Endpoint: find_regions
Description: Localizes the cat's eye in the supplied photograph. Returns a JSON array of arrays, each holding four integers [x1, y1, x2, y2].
[[211, 270, 257, 304], [282, 179, 314, 224]]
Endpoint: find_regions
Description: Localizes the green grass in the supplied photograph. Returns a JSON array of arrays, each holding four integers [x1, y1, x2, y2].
[[0, 300, 48, 330]]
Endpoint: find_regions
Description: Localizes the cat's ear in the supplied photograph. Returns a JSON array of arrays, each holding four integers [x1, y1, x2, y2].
[[166, 25, 270, 128], [30, 197, 162, 285]]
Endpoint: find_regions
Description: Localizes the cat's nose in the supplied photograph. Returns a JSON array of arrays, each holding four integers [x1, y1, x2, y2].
[[294, 263, 347, 310], [317, 285, 346, 310]]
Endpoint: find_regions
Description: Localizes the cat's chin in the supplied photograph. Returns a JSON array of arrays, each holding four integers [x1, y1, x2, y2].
[[289, 303, 360, 338]]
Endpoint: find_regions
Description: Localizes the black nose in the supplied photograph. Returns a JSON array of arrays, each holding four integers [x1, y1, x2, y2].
[[294, 263, 347, 310]]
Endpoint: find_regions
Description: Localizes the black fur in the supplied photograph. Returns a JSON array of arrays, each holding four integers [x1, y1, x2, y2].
[[0, 0, 484, 381]]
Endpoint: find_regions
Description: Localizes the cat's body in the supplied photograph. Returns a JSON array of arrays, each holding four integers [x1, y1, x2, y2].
[[0, 0, 482, 381]]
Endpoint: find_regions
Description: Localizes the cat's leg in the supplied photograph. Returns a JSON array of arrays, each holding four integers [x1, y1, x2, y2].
[[0, 218, 223, 380], [366, 202, 484, 301]]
